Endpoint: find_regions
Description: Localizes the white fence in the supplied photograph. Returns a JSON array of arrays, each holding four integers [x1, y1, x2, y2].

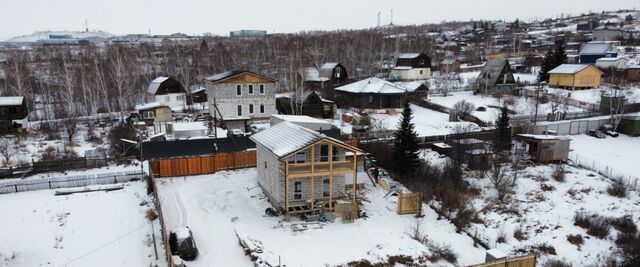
[[0, 170, 144, 194], [570, 153, 639, 188]]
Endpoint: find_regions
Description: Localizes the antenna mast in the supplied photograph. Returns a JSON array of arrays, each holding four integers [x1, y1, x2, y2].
[[390, 10, 394, 25], [85, 19, 88, 32], [377, 11, 381, 27]]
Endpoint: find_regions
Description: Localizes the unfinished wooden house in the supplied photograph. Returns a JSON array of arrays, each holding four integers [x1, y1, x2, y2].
[[515, 134, 571, 163], [250, 121, 361, 215]]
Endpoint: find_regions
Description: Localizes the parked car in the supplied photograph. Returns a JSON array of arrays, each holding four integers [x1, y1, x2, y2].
[[169, 226, 199, 261], [227, 128, 245, 137], [599, 124, 619, 137], [587, 129, 606, 139]]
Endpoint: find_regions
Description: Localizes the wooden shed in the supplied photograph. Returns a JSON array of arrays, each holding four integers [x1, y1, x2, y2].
[[515, 134, 571, 163], [548, 64, 603, 90]]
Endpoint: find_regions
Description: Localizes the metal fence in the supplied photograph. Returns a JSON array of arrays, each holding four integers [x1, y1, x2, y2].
[[515, 118, 612, 136], [0, 170, 144, 194]]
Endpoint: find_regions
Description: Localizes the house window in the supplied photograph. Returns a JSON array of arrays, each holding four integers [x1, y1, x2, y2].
[[176, 95, 184, 101], [236, 85, 242, 96], [259, 84, 265, 94], [319, 145, 329, 162], [323, 104, 331, 112], [288, 151, 306, 164], [332, 147, 340, 161], [165, 95, 170, 102], [293, 181, 302, 200], [420, 70, 424, 75], [264, 161, 267, 169], [260, 104, 265, 113], [143, 111, 154, 119], [368, 95, 373, 104], [248, 85, 254, 95], [237, 105, 242, 116], [322, 179, 330, 197], [249, 104, 254, 114]]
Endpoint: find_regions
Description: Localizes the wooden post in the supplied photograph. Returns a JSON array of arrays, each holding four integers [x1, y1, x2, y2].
[[352, 152, 357, 206], [329, 144, 333, 210], [310, 145, 315, 209], [285, 159, 289, 214]]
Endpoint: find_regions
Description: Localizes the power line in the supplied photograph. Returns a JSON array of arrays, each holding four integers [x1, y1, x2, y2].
[[62, 223, 149, 266]]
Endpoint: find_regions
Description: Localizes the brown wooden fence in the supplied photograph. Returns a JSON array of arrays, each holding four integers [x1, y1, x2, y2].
[[397, 192, 422, 215], [467, 254, 536, 267], [150, 150, 257, 177]]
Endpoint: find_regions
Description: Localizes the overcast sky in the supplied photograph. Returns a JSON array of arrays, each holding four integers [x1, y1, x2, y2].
[[1, 0, 638, 40]]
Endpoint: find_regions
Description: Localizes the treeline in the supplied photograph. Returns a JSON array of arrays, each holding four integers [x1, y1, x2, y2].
[[1, 28, 437, 120]]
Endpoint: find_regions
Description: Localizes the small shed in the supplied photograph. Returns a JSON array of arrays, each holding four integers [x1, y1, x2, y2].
[[515, 134, 571, 163], [465, 149, 493, 170], [548, 64, 603, 90], [618, 115, 640, 136], [167, 122, 208, 139]]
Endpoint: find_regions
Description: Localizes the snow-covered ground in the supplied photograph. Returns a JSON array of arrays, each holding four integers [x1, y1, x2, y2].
[[1, 124, 108, 166], [542, 86, 640, 104], [155, 168, 487, 266], [0, 181, 164, 267], [369, 104, 481, 136], [464, 164, 639, 265], [428, 91, 585, 123], [570, 134, 640, 182]]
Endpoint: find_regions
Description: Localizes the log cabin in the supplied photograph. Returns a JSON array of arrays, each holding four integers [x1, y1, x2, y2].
[[0, 96, 28, 133]]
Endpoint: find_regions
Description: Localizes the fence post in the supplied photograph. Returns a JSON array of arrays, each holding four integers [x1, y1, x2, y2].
[[114, 175, 118, 184], [14, 184, 18, 192], [48, 181, 52, 189]]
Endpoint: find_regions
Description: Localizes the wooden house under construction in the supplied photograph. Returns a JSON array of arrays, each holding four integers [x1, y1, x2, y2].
[[250, 121, 361, 215]]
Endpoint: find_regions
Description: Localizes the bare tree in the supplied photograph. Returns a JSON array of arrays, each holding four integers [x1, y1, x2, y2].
[[453, 100, 476, 114], [486, 163, 513, 201], [0, 139, 18, 166]]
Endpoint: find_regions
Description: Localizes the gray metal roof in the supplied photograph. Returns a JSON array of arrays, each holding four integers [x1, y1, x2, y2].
[[250, 121, 341, 158]]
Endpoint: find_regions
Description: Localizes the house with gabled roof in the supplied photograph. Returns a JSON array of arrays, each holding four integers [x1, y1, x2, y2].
[[579, 42, 618, 64], [146, 76, 187, 112], [389, 53, 431, 81], [205, 70, 278, 130], [334, 77, 415, 111], [475, 59, 516, 95], [548, 64, 603, 90], [298, 62, 349, 100], [250, 121, 361, 215]]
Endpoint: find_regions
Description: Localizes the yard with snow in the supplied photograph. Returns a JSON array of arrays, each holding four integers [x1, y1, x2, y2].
[[428, 91, 585, 123], [0, 181, 164, 267], [540, 86, 640, 105], [155, 168, 488, 266], [369, 104, 480, 136], [570, 134, 640, 182]]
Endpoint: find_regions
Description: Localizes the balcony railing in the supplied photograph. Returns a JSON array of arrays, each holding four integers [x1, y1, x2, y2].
[[287, 161, 354, 176]]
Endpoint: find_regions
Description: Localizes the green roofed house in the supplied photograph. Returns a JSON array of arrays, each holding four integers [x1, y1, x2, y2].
[[618, 114, 640, 136]]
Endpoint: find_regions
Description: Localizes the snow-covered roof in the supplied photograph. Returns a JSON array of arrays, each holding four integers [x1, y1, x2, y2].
[[392, 81, 425, 93], [398, 53, 421, 59], [517, 134, 571, 140], [298, 67, 328, 82], [486, 249, 507, 259], [0, 96, 24, 106], [548, 64, 591, 74], [169, 122, 207, 132], [135, 102, 167, 111], [271, 114, 330, 125], [335, 77, 410, 94], [596, 57, 625, 62], [579, 42, 616, 55], [250, 121, 343, 157], [146, 77, 169, 95], [393, 66, 413, 70]]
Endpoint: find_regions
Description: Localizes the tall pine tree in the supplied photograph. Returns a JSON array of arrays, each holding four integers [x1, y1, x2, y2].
[[392, 102, 420, 177], [494, 106, 512, 151], [538, 48, 555, 82], [552, 44, 568, 68]]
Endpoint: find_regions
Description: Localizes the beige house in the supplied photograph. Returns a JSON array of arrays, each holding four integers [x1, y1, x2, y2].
[[250, 121, 361, 215], [548, 64, 603, 90]]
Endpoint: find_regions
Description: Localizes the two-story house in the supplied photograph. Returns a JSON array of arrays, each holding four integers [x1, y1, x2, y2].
[[146, 76, 188, 112], [205, 70, 277, 130], [250, 121, 361, 215], [389, 53, 431, 81]]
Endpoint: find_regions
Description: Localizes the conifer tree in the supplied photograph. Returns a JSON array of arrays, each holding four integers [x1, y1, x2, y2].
[[494, 106, 512, 151], [538, 48, 555, 82], [552, 44, 568, 68], [392, 102, 420, 177]]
